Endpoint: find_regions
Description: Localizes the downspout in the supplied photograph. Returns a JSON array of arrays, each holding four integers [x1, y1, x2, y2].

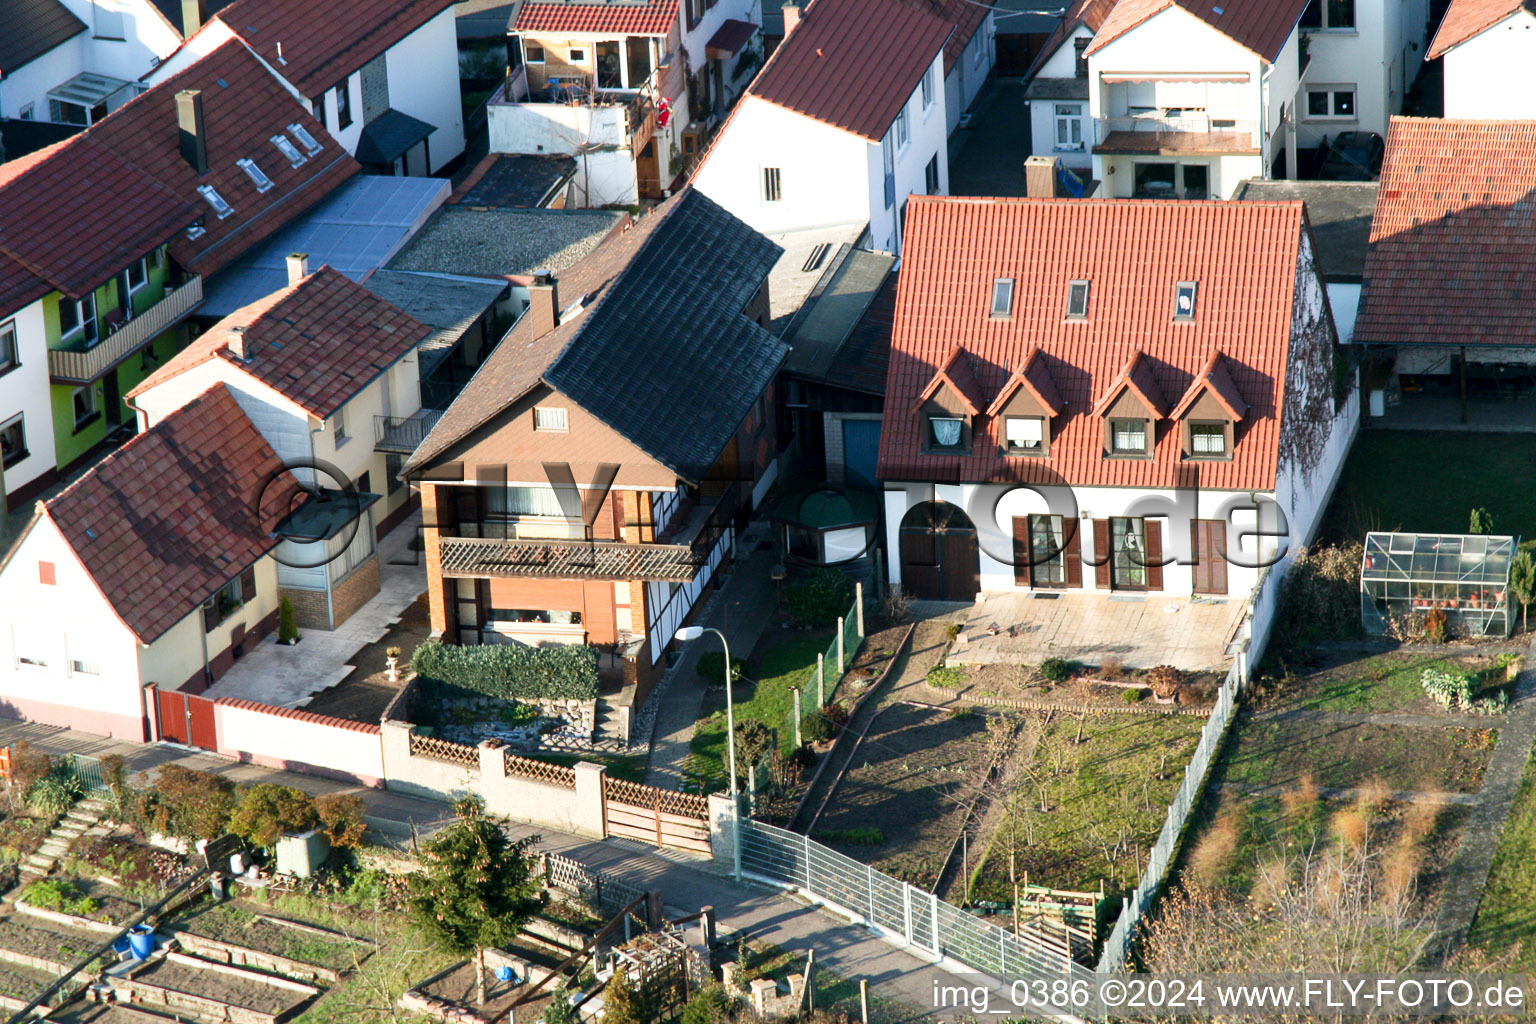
[[309, 420, 335, 630]]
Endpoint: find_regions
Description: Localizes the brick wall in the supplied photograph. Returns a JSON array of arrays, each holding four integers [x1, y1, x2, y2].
[[331, 555, 380, 627], [280, 586, 330, 631], [422, 483, 450, 636]]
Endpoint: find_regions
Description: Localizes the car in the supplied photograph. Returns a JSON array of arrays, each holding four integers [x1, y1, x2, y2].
[[1316, 131, 1385, 180]]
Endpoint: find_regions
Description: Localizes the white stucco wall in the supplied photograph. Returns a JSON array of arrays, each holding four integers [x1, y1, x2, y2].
[[1442, 10, 1536, 118], [137, 555, 280, 692], [0, 300, 60, 501], [944, 11, 997, 136], [0, 516, 148, 737], [683, 0, 762, 109], [142, 19, 239, 84], [0, 0, 178, 118], [488, 101, 638, 205], [1026, 25, 1093, 170], [384, 7, 465, 172], [215, 700, 385, 781], [1300, 0, 1429, 140]]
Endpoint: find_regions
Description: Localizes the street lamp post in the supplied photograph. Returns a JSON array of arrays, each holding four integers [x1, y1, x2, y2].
[[675, 625, 740, 881]]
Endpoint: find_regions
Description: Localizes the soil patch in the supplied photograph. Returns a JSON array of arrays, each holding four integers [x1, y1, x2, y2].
[[416, 959, 527, 1020], [929, 661, 1222, 712], [173, 901, 370, 974], [303, 593, 430, 722], [67, 833, 195, 899], [0, 814, 51, 865], [0, 914, 105, 967], [122, 956, 314, 1016], [0, 961, 54, 1003]]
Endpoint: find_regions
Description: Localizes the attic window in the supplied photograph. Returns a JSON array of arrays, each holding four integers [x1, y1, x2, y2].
[[1110, 418, 1147, 454], [186, 222, 207, 240], [287, 123, 323, 156], [1190, 421, 1226, 455], [534, 407, 569, 432], [197, 185, 233, 219], [929, 417, 965, 450], [271, 134, 307, 167], [990, 278, 1015, 318], [238, 158, 274, 193], [1066, 279, 1090, 319], [1174, 282, 1198, 320]]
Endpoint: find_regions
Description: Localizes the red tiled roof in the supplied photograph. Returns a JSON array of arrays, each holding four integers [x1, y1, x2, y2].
[[1090, 349, 1168, 417], [749, 0, 953, 142], [1428, 0, 1534, 58], [878, 195, 1308, 491], [107, 40, 360, 278], [987, 348, 1064, 417], [213, 0, 455, 97], [512, 0, 678, 35], [0, 135, 199, 306], [913, 344, 987, 414], [923, 0, 993, 74], [129, 266, 429, 420], [1086, 0, 1308, 61], [1354, 117, 1536, 348], [44, 384, 296, 645], [1025, 0, 1117, 79], [1170, 349, 1249, 419]]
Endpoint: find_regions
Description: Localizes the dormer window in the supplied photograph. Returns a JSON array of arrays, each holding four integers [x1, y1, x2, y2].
[[1172, 351, 1247, 461], [197, 184, 233, 219], [1004, 416, 1044, 455], [1066, 279, 1090, 319], [930, 416, 965, 450], [1190, 421, 1226, 455], [238, 158, 273, 193], [1110, 418, 1147, 454], [914, 344, 984, 456], [990, 278, 1015, 318], [271, 134, 307, 167], [287, 123, 323, 155], [1174, 282, 1198, 320]]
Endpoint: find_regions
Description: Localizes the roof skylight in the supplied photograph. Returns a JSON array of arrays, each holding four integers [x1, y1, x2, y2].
[[287, 122, 323, 156], [197, 184, 234, 219], [271, 134, 306, 168], [237, 158, 273, 193]]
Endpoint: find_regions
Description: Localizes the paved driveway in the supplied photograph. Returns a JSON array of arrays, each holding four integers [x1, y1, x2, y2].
[[949, 78, 1033, 198]]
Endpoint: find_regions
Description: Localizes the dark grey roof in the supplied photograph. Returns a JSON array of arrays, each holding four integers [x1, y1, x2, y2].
[[458, 153, 577, 208], [0, 0, 86, 73], [454, 0, 514, 35], [386, 207, 621, 277], [545, 190, 787, 483], [1235, 178, 1377, 283], [1025, 77, 1089, 100], [782, 246, 895, 384], [355, 108, 436, 166], [146, 0, 237, 35], [439, 536, 704, 581], [363, 269, 507, 371]]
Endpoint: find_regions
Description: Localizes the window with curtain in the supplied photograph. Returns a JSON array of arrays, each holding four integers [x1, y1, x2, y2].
[[483, 486, 573, 518], [328, 514, 376, 582], [1191, 421, 1226, 455], [1111, 418, 1147, 453], [1030, 514, 1065, 585], [1005, 416, 1043, 454], [930, 417, 964, 449], [1110, 517, 1147, 588]]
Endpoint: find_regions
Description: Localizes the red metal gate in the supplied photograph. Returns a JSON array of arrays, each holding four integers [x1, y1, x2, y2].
[[155, 688, 218, 750]]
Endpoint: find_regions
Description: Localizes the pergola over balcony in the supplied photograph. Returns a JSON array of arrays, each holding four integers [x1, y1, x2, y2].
[[438, 535, 704, 582]]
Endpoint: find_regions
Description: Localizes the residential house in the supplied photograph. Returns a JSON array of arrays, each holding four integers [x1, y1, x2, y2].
[[0, 0, 182, 124], [878, 195, 1358, 603], [993, 1, 1060, 75], [147, 0, 465, 175], [692, 0, 952, 254], [0, 383, 295, 737], [1073, 0, 1427, 198], [402, 189, 785, 711], [923, 0, 997, 136], [128, 262, 432, 631], [1428, 0, 1536, 118], [1023, 0, 1117, 174], [1352, 118, 1536, 424], [0, 38, 356, 511]]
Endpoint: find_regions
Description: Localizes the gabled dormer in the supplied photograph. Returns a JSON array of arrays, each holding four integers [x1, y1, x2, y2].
[[986, 348, 1064, 457], [1090, 349, 1166, 459], [913, 344, 986, 454], [1170, 350, 1248, 461]]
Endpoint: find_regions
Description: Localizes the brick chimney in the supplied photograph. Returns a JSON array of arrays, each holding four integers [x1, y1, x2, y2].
[[180, 0, 205, 36], [286, 252, 310, 285], [781, 1, 800, 34], [1024, 155, 1060, 199], [228, 325, 252, 361], [176, 90, 207, 174], [528, 270, 559, 338]]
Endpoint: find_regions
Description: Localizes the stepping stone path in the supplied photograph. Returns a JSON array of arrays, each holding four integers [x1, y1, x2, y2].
[[19, 797, 110, 883]]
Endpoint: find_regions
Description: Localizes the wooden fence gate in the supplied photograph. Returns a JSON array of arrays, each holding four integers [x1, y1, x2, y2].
[[602, 778, 710, 854], [155, 688, 218, 750]]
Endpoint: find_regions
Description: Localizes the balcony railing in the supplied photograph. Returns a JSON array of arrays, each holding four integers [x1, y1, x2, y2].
[[48, 276, 203, 384], [1095, 115, 1259, 146], [375, 408, 443, 455]]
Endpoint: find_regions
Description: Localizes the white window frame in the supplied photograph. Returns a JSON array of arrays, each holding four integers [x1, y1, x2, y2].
[[534, 406, 569, 432], [1111, 418, 1147, 454], [1066, 279, 1090, 319], [198, 184, 234, 219], [525, 43, 546, 63], [0, 413, 26, 468], [1004, 416, 1044, 455], [0, 320, 17, 374], [18, 103, 34, 120], [287, 123, 323, 156], [920, 67, 935, 110], [271, 134, 307, 167], [894, 106, 910, 150], [59, 292, 98, 346], [333, 406, 349, 445], [990, 278, 1014, 318], [126, 257, 148, 294], [72, 384, 97, 427], [929, 416, 965, 450], [1174, 281, 1198, 320], [1054, 103, 1084, 151], [1306, 86, 1357, 120], [1190, 421, 1226, 455]]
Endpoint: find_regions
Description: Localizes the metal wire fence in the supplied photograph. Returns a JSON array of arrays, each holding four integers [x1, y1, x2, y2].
[[740, 819, 1094, 987]]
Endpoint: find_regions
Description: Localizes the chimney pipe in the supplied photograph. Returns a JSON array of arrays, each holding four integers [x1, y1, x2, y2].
[[228, 325, 251, 361], [180, 0, 205, 36], [286, 252, 310, 285], [529, 270, 559, 338], [176, 90, 208, 175], [781, 1, 800, 34]]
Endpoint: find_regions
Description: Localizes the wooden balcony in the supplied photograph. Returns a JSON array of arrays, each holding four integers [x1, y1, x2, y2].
[[48, 276, 203, 384]]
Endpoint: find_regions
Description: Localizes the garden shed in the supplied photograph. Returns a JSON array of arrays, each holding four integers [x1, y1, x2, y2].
[[1360, 532, 1517, 638]]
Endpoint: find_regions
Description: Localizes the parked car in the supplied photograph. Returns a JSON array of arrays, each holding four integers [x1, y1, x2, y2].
[[1317, 131, 1385, 180]]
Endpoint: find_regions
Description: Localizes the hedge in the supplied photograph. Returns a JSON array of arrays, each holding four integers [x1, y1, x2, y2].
[[410, 640, 599, 701]]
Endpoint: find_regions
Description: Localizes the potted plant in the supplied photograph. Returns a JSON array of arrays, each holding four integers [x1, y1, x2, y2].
[[386, 646, 402, 683]]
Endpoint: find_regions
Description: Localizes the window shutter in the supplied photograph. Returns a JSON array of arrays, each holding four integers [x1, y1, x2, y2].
[[1210, 522, 1228, 595], [1012, 517, 1031, 587], [1064, 520, 1083, 588], [1093, 519, 1111, 590], [1190, 521, 1208, 594], [239, 566, 258, 603], [37, 562, 55, 586], [1145, 519, 1163, 591], [203, 598, 219, 632]]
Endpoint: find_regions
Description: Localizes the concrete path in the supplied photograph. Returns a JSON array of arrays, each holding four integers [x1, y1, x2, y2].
[[643, 522, 780, 791], [202, 512, 427, 708], [948, 78, 1033, 198], [0, 720, 986, 1020]]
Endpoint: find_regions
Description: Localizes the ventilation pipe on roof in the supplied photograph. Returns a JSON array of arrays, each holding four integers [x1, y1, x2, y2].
[[781, 1, 800, 35], [228, 325, 252, 361], [529, 269, 559, 340], [176, 90, 208, 175], [287, 252, 311, 285], [180, 0, 205, 36]]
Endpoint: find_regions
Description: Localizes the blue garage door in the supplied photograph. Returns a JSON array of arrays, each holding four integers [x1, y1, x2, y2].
[[843, 419, 882, 489]]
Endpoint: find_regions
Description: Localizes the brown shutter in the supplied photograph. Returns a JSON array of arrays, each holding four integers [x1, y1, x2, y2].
[[202, 598, 219, 632], [1145, 519, 1163, 592], [1190, 521, 1208, 594], [1012, 517, 1032, 587], [1209, 522, 1229, 595], [1093, 519, 1111, 590], [1064, 519, 1083, 588], [238, 566, 258, 603]]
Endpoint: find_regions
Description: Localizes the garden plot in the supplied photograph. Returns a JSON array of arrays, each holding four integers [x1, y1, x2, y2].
[[1254, 651, 1517, 716], [167, 902, 372, 983], [0, 958, 64, 1012], [18, 878, 152, 931], [0, 913, 109, 974], [107, 952, 319, 1024]]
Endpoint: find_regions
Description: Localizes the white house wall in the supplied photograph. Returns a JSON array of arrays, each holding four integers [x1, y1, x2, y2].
[[868, 51, 949, 252], [384, 7, 465, 172], [1300, 0, 1429, 140], [0, 517, 147, 738], [1027, 24, 1093, 170], [0, 0, 179, 118], [488, 101, 638, 205], [683, 0, 762, 109], [0, 300, 59, 501], [1442, 11, 1536, 118], [944, 12, 996, 136], [136, 555, 280, 693]]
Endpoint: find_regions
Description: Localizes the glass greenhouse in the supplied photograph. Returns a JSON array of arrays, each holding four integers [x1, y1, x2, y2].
[[1360, 532, 1516, 638]]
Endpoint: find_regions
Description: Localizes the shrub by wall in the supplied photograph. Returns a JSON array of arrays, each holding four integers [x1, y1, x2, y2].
[[410, 641, 600, 701]]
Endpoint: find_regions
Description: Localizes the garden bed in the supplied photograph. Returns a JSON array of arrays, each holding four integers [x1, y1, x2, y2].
[[0, 913, 107, 974], [109, 952, 319, 1023], [1254, 651, 1515, 716], [18, 878, 153, 930], [403, 959, 530, 1024], [926, 661, 1222, 712], [0, 960, 59, 1011], [302, 593, 431, 724], [168, 900, 373, 981], [66, 834, 194, 899], [0, 813, 52, 865]]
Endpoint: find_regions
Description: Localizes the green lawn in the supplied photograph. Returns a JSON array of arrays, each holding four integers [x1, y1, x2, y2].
[[1468, 751, 1536, 969], [1219, 716, 1497, 793], [688, 629, 832, 791], [528, 752, 648, 784], [1319, 431, 1536, 544], [1266, 654, 1504, 714]]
